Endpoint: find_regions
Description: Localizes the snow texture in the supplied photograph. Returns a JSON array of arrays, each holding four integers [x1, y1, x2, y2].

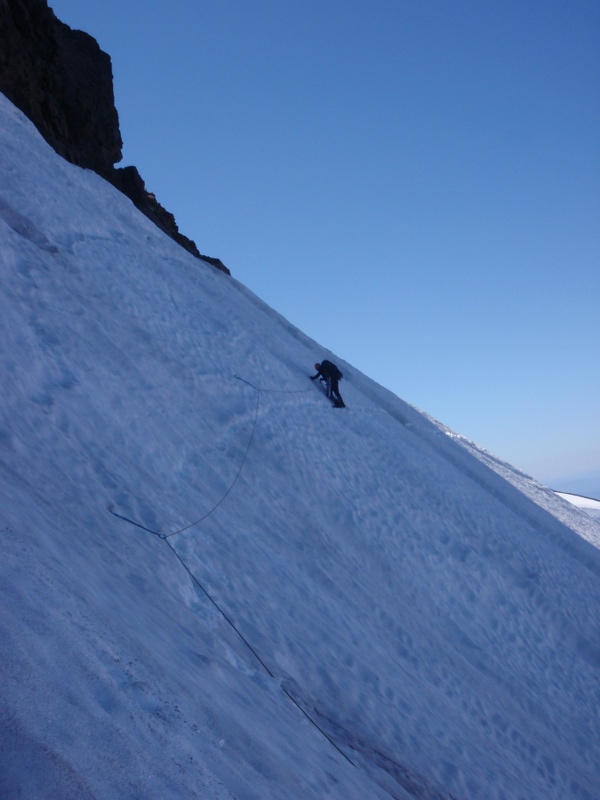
[[558, 492, 600, 522], [1, 93, 599, 800]]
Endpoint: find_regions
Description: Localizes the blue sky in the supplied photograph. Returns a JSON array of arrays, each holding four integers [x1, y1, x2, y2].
[[48, 0, 599, 486]]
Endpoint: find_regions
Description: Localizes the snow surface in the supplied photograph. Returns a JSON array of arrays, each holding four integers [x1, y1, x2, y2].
[[557, 492, 600, 522], [1, 92, 600, 800]]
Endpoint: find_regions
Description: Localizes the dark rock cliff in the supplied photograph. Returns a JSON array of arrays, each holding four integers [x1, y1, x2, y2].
[[0, 0, 229, 273]]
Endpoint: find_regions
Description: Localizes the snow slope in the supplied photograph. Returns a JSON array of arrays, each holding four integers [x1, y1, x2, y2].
[[557, 492, 600, 522], [1, 93, 599, 800]]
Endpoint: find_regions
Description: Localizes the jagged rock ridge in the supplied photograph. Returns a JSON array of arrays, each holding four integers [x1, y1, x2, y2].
[[0, 0, 229, 273]]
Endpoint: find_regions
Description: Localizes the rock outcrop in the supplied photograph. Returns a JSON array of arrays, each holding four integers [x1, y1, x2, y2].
[[0, 0, 229, 273]]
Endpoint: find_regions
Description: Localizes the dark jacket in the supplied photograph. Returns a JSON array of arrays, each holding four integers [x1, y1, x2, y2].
[[311, 360, 343, 382]]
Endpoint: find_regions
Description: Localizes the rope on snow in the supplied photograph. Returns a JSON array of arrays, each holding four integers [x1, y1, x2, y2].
[[107, 374, 356, 768]]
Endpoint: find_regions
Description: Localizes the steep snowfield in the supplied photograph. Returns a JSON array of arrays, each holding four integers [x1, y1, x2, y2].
[[1, 93, 599, 800]]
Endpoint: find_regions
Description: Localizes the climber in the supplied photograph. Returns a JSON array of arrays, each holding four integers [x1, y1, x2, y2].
[[310, 360, 346, 408]]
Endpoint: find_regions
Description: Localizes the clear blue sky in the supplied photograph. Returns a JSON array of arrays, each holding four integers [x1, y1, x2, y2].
[[48, 0, 599, 486]]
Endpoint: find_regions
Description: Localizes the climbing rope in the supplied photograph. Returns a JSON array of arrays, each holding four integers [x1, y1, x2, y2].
[[108, 375, 309, 538], [163, 535, 355, 765], [164, 377, 260, 537], [164, 537, 273, 677], [108, 374, 355, 766]]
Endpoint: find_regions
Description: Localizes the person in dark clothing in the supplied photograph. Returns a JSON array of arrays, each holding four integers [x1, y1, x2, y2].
[[311, 359, 346, 407]]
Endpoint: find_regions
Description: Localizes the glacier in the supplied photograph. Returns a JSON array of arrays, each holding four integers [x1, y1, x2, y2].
[[1, 92, 599, 800]]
